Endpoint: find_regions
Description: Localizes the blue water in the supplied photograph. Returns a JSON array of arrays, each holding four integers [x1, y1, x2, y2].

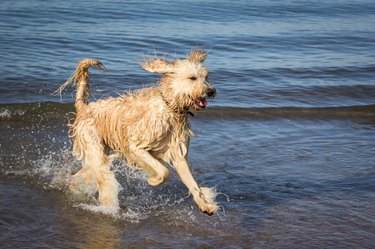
[[0, 0, 375, 248]]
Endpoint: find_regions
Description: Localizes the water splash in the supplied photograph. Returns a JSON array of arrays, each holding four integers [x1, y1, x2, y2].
[[0, 108, 26, 120], [74, 204, 144, 223], [10, 147, 203, 224]]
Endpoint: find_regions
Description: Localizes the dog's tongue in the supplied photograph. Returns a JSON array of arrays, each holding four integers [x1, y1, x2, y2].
[[199, 99, 208, 108]]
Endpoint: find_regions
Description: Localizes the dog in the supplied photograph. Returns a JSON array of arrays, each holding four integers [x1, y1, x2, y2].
[[55, 49, 218, 215]]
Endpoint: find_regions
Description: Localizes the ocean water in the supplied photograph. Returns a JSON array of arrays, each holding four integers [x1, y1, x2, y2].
[[1, 0, 375, 248]]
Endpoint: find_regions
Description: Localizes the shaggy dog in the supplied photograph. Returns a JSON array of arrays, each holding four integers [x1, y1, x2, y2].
[[56, 50, 218, 215]]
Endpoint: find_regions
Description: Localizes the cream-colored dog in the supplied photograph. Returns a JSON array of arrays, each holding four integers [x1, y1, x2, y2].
[[56, 50, 218, 215]]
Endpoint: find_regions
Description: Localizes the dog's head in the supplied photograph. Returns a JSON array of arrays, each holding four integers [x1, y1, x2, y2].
[[142, 49, 216, 111]]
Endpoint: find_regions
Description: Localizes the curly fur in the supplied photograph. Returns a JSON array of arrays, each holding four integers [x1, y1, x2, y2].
[[57, 49, 218, 215]]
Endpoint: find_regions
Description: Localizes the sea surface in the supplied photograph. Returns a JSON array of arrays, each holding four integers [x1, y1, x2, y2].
[[1, 0, 375, 248]]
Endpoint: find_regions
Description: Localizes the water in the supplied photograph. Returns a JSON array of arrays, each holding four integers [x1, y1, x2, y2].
[[1, 0, 375, 248]]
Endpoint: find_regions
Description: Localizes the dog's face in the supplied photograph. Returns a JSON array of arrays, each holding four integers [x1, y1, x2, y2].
[[142, 50, 216, 111]]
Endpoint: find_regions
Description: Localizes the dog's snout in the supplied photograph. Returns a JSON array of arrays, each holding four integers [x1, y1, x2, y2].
[[206, 87, 216, 98]]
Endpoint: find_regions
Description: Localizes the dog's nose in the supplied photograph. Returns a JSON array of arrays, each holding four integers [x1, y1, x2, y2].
[[207, 87, 216, 98]]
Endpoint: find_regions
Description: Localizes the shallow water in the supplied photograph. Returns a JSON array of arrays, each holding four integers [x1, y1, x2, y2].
[[1, 0, 375, 248], [1, 106, 374, 248]]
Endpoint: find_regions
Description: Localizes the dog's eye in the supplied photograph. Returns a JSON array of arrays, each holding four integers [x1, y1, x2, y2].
[[189, 76, 197, 81]]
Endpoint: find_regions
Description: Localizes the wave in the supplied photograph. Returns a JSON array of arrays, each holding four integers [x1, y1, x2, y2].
[[197, 105, 375, 120], [239, 65, 375, 80], [0, 102, 73, 123], [1, 102, 375, 122]]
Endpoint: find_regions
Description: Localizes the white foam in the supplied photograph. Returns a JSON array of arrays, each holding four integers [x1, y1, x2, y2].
[[13, 109, 26, 116], [0, 109, 11, 119], [75, 203, 144, 223], [0, 108, 26, 119]]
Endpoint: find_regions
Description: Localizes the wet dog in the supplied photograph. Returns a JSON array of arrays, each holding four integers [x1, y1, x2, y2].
[[56, 50, 218, 214]]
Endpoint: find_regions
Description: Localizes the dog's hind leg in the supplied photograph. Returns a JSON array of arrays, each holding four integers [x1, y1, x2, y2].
[[71, 125, 120, 209], [69, 166, 98, 196]]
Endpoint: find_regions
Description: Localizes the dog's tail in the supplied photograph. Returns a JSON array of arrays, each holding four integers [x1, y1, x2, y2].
[[53, 58, 105, 111]]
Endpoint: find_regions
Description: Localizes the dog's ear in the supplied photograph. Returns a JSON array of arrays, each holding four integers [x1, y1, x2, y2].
[[188, 49, 207, 63], [141, 58, 174, 74]]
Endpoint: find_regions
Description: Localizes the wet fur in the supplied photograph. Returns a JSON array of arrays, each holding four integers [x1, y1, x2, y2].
[[57, 50, 219, 214]]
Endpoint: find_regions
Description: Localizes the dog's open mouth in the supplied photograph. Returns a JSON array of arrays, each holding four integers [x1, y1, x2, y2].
[[194, 98, 208, 110], [192, 88, 215, 111]]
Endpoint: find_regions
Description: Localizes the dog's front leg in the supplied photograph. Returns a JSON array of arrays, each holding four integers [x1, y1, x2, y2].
[[128, 144, 170, 186], [173, 156, 219, 215]]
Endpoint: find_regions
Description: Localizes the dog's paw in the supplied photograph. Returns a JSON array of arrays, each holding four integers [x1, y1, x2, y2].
[[147, 176, 165, 186], [147, 170, 170, 186], [199, 202, 219, 215], [200, 187, 217, 204], [198, 187, 219, 215], [69, 175, 98, 196]]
